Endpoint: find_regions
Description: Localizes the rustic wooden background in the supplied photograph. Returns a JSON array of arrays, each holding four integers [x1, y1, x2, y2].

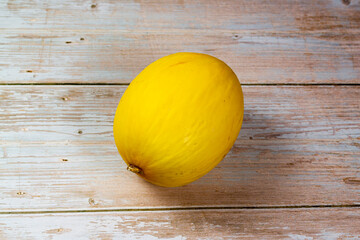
[[1, 0, 360, 239]]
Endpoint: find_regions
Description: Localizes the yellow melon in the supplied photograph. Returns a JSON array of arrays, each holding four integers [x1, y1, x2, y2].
[[114, 52, 244, 187]]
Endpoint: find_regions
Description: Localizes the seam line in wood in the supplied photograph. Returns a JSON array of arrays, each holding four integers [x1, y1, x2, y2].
[[0, 83, 360, 86], [2, 204, 360, 215]]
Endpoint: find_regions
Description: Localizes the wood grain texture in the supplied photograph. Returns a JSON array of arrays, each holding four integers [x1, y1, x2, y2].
[[1, 86, 359, 211], [0, 0, 359, 84], [1, 208, 360, 239]]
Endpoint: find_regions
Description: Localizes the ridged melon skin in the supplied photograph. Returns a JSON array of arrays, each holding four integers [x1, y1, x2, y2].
[[114, 52, 244, 187]]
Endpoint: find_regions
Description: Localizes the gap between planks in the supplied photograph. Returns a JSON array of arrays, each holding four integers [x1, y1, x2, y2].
[[2, 204, 360, 215], [0, 83, 360, 86]]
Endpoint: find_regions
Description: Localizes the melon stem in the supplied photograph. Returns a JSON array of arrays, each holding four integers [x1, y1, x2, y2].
[[127, 164, 143, 174]]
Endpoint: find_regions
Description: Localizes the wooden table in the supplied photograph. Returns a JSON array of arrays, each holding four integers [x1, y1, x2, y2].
[[1, 0, 360, 239]]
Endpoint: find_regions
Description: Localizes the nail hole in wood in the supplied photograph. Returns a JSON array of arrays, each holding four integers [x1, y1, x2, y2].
[[249, 136, 253, 140], [65, 41, 72, 44], [62, 158, 68, 162], [91, 4, 97, 8], [17, 191, 26, 195], [78, 130, 83, 134], [88, 198, 96, 205], [61, 97, 68, 101], [26, 70, 32, 73], [232, 34, 240, 40], [80, 37, 85, 41]]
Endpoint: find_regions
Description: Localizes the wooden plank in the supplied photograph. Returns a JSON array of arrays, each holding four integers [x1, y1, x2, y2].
[[2, 0, 359, 31], [1, 208, 359, 239], [0, 86, 359, 211], [0, 0, 359, 84]]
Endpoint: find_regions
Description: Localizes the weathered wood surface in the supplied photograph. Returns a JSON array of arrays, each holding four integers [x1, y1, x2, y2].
[[1, 86, 359, 211], [1, 208, 359, 239], [1, 0, 359, 84], [1, 1, 360, 237]]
